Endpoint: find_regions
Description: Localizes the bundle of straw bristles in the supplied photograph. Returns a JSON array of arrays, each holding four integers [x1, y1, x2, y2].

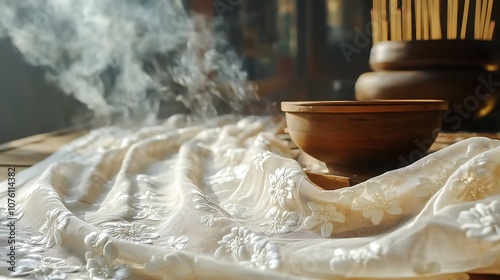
[[371, 0, 496, 43]]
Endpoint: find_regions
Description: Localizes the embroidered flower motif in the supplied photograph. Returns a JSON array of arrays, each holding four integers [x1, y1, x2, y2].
[[338, 188, 364, 204], [416, 158, 466, 197], [260, 207, 299, 235], [145, 253, 196, 280], [165, 236, 189, 250], [86, 254, 130, 280], [214, 226, 281, 270], [193, 191, 231, 227], [416, 177, 442, 198], [215, 227, 256, 258], [101, 222, 160, 244], [34, 209, 70, 248], [84, 231, 130, 280], [200, 215, 220, 227], [253, 151, 273, 171], [268, 167, 301, 208], [351, 179, 402, 225], [223, 203, 251, 219], [249, 238, 282, 270], [457, 200, 500, 242], [207, 165, 248, 185], [132, 204, 166, 221], [329, 242, 381, 273], [133, 191, 163, 202], [107, 193, 133, 205], [11, 254, 80, 279], [84, 232, 117, 259], [304, 202, 346, 237], [451, 157, 494, 202]]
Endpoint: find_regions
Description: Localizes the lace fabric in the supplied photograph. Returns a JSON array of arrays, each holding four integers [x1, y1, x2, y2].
[[0, 115, 499, 279]]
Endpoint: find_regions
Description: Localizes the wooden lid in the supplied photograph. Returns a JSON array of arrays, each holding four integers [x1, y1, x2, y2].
[[281, 100, 448, 113], [370, 40, 497, 71]]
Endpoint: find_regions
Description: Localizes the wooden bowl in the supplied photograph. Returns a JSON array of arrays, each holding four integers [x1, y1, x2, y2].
[[282, 100, 447, 180], [370, 40, 497, 71], [355, 71, 500, 130]]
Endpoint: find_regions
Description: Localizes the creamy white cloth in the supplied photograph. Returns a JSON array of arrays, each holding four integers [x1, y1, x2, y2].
[[0, 115, 499, 280]]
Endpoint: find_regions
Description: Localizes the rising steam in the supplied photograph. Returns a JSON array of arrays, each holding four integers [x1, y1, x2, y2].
[[0, 0, 258, 124]]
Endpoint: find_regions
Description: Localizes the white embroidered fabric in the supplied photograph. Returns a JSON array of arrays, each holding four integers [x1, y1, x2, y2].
[[1, 115, 499, 280]]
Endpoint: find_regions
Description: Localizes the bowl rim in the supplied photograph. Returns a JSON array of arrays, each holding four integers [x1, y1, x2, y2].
[[281, 100, 448, 113]]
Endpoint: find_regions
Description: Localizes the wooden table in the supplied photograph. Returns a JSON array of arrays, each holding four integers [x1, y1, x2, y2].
[[0, 129, 85, 181], [0, 130, 499, 279]]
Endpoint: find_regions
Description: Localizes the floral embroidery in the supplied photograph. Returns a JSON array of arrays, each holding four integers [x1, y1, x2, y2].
[[215, 226, 282, 270], [132, 204, 166, 221], [416, 158, 466, 197], [338, 188, 364, 204], [200, 215, 221, 227], [457, 200, 500, 242], [11, 254, 80, 279], [145, 253, 196, 279], [206, 165, 248, 185], [86, 254, 130, 280], [193, 191, 232, 227], [215, 227, 256, 258], [223, 203, 251, 219], [107, 193, 133, 205], [165, 236, 189, 250], [253, 151, 273, 171], [351, 179, 402, 225], [34, 209, 70, 248], [260, 207, 299, 235], [101, 222, 160, 243], [84, 232, 117, 259], [133, 191, 164, 202], [268, 167, 301, 208], [451, 157, 494, 202], [329, 242, 381, 273], [304, 202, 346, 237], [249, 238, 282, 270], [416, 177, 443, 198], [84, 232, 130, 280]]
